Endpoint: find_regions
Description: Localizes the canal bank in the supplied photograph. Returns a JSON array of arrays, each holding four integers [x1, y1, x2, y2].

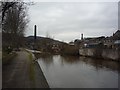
[[79, 48, 120, 61], [2, 50, 49, 88], [24, 49, 50, 88], [33, 60, 50, 88], [29, 51, 50, 88]]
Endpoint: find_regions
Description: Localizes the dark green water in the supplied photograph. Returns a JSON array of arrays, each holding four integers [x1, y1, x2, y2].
[[37, 55, 119, 88]]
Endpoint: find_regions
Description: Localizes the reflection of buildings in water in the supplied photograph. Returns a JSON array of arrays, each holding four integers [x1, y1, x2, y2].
[[60, 55, 80, 64], [38, 55, 54, 68], [79, 57, 119, 72], [37, 54, 119, 72], [42, 56, 53, 64]]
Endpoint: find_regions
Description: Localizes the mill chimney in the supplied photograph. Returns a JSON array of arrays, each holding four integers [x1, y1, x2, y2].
[[34, 25, 37, 40], [81, 33, 83, 40]]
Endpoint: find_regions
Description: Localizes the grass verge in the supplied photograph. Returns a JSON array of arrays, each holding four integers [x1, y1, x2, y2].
[[28, 52, 36, 88], [2, 52, 17, 65]]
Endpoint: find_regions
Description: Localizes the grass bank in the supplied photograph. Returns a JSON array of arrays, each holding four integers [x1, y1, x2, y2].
[[2, 51, 17, 65], [26, 49, 50, 88], [28, 51, 36, 87]]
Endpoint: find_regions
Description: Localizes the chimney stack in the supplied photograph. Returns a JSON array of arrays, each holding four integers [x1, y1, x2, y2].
[[81, 33, 83, 40], [34, 25, 37, 40]]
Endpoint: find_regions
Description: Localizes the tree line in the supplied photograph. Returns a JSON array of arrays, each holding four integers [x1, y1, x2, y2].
[[1, 1, 29, 53]]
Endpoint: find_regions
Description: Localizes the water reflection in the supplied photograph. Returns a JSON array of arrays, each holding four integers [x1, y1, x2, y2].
[[79, 57, 119, 72], [36, 54, 119, 88], [61, 55, 80, 64]]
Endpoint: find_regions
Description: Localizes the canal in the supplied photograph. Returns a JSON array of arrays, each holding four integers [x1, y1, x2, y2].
[[37, 55, 119, 88]]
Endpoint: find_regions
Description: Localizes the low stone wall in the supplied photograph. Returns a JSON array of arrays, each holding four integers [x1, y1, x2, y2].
[[102, 49, 119, 61], [79, 48, 120, 61]]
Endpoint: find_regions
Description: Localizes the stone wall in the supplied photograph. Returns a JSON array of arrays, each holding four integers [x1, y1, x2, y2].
[[79, 48, 120, 61], [102, 49, 119, 61]]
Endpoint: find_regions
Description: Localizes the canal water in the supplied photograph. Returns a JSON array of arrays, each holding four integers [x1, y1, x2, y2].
[[37, 55, 119, 88]]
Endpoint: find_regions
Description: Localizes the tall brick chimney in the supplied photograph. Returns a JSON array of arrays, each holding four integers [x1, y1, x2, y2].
[[34, 25, 37, 40], [81, 33, 83, 40]]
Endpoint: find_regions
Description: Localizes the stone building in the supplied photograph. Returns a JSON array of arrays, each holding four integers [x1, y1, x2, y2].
[[113, 30, 120, 40]]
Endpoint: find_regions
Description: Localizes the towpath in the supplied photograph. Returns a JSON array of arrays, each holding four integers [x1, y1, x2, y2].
[[2, 50, 49, 88]]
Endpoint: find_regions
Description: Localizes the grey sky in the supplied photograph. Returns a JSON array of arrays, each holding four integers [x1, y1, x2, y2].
[[26, 2, 118, 42]]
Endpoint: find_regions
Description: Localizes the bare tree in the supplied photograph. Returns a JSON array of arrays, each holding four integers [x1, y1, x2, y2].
[[1, 2, 16, 22], [2, 2, 29, 49]]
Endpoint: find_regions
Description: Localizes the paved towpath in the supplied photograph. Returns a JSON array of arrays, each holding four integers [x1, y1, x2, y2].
[[2, 50, 49, 88]]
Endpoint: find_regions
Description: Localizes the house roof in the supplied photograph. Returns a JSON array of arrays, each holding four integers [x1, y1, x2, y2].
[[113, 30, 120, 40], [113, 30, 120, 37]]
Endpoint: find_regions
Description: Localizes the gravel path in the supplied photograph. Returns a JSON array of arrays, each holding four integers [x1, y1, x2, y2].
[[2, 51, 49, 88]]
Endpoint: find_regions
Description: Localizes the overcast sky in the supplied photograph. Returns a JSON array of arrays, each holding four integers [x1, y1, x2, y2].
[[25, 2, 118, 42]]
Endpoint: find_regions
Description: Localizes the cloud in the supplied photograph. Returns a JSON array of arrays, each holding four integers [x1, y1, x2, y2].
[[26, 2, 118, 42]]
